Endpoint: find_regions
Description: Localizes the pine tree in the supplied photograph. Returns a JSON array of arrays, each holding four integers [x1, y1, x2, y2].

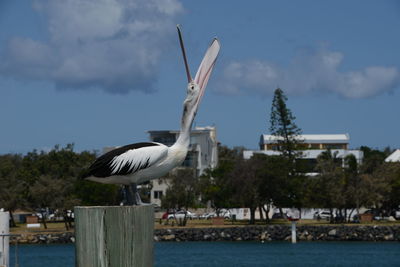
[[269, 88, 302, 159]]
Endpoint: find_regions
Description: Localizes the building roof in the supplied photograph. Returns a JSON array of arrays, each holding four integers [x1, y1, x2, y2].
[[148, 126, 216, 135], [244, 149, 363, 160], [385, 149, 400, 162], [260, 134, 350, 144]]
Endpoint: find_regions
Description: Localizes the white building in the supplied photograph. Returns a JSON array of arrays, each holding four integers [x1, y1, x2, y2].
[[148, 126, 218, 206], [385, 149, 400, 162], [244, 134, 363, 175]]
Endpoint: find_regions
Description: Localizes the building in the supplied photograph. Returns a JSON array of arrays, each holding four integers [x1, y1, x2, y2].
[[259, 134, 350, 151], [385, 149, 400, 162], [148, 126, 218, 206], [244, 134, 363, 175]]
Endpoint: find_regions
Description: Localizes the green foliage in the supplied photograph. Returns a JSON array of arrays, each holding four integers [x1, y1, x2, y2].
[[0, 144, 121, 213], [359, 146, 390, 174], [269, 88, 302, 158], [198, 145, 242, 210], [74, 180, 120, 206], [161, 168, 199, 211], [373, 162, 400, 211]]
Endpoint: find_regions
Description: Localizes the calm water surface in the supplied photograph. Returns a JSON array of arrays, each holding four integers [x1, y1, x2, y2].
[[9, 241, 400, 267]]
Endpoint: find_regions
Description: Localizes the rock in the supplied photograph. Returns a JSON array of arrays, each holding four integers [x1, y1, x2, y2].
[[317, 234, 326, 240], [163, 234, 175, 241], [384, 234, 394, 241], [203, 234, 211, 240], [260, 232, 266, 240], [328, 229, 337, 236]]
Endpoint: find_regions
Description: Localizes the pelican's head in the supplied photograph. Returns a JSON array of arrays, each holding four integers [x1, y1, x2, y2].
[[184, 81, 203, 115]]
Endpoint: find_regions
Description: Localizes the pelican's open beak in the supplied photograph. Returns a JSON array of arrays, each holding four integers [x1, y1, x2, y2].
[[177, 25, 220, 110], [193, 38, 220, 109]]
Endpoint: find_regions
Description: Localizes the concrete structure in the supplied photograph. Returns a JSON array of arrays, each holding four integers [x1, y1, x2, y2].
[[245, 134, 363, 175], [385, 149, 400, 162], [148, 126, 218, 206]]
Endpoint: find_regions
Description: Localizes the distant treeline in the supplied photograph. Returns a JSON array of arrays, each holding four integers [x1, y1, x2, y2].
[[164, 145, 400, 225], [0, 144, 121, 227], [0, 143, 399, 227]]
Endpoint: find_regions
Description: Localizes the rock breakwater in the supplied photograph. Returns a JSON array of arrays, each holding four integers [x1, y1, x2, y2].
[[10, 225, 400, 244], [154, 225, 400, 242]]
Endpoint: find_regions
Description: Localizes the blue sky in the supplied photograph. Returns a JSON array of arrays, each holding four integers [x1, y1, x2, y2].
[[0, 0, 399, 154]]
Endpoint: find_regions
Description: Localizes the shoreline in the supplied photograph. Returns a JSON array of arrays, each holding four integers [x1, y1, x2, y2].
[[10, 224, 400, 244]]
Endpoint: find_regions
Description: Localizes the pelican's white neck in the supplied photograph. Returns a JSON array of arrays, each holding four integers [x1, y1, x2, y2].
[[174, 98, 196, 149]]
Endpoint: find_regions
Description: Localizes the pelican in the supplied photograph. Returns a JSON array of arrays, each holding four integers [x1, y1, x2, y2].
[[83, 26, 220, 205]]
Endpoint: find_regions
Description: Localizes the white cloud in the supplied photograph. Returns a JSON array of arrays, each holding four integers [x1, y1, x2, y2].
[[0, 0, 183, 94], [216, 47, 400, 99]]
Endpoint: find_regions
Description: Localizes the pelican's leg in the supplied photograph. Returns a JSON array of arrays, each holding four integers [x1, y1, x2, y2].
[[124, 185, 134, 205], [130, 183, 143, 205]]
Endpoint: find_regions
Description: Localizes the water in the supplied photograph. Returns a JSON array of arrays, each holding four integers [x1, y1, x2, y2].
[[9, 242, 400, 267]]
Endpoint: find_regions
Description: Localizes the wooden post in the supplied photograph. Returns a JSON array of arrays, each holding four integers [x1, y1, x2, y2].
[[0, 211, 10, 267], [75, 206, 154, 267], [291, 221, 297, 244]]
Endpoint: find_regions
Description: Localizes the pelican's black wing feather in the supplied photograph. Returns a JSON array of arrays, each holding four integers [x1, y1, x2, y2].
[[84, 142, 161, 178]]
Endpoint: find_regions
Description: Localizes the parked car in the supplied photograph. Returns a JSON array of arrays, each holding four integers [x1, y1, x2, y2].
[[199, 212, 216, 220], [313, 211, 332, 221], [167, 210, 198, 220], [66, 210, 74, 219], [200, 210, 231, 220], [271, 212, 285, 219], [35, 212, 55, 220], [393, 210, 400, 220]]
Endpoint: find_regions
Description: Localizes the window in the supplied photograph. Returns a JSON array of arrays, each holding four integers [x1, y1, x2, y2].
[[152, 135, 176, 146], [182, 151, 197, 167], [153, 191, 163, 199]]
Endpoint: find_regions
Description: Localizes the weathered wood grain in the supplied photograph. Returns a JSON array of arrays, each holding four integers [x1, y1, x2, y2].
[[75, 206, 154, 267]]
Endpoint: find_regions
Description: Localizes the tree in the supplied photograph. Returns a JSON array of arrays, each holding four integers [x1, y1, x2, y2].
[[229, 155, 265, 224], [268, 88, 305, 212], [161, 168, 199, 226], [269, 88, 302, 159], [198, 145, 243, 213], [373, 162, 400, 214], [359, 146, 389, 174], [309, 150, 345, 222], [29, 175, 66, 229], [0, 154, 27, 227]]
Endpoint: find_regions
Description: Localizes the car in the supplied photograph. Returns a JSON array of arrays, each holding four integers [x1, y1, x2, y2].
[[200, 210, 231, 220], [272, 213, 284, 219], [313, 211, 332, 221], [66, 210, 74, 219], [394, 210, 400, 220], [35, 212, 55, 220], [199, 212, 216, 220], [167, 210, 198, 220]]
